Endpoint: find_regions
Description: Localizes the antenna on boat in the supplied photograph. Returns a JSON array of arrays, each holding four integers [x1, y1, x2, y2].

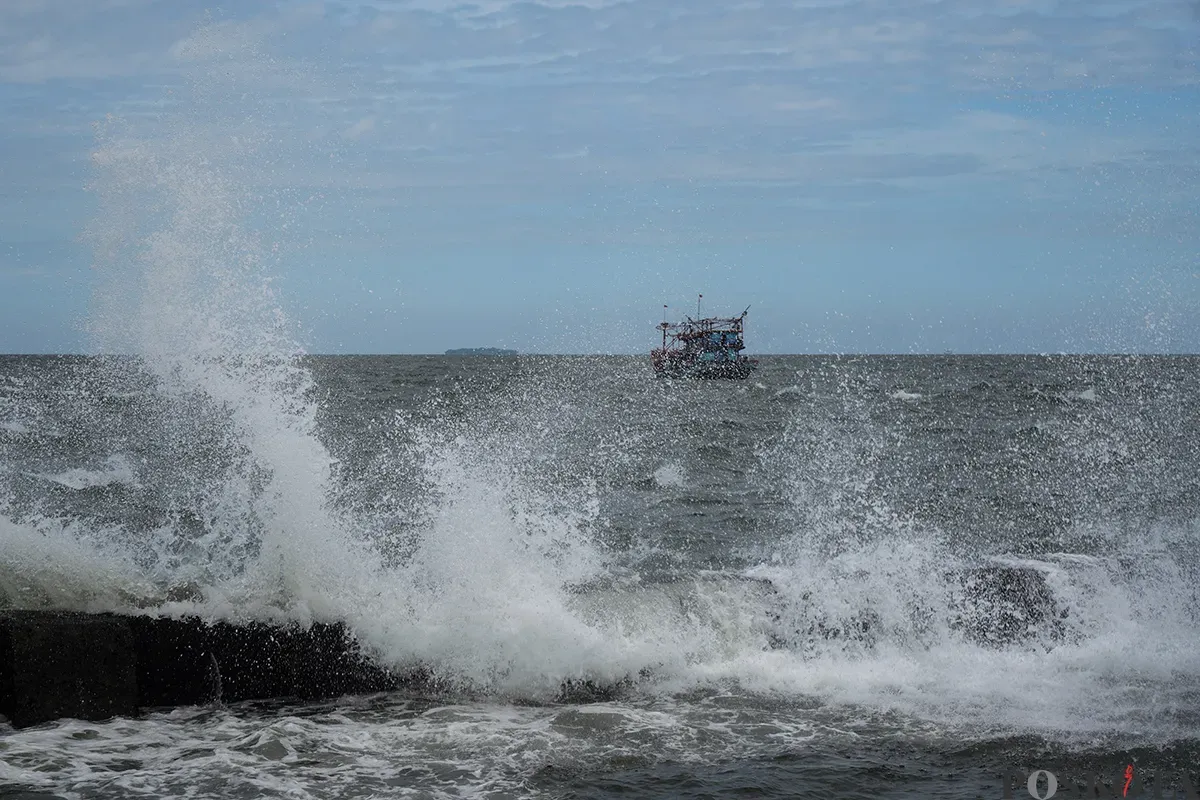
[[697, 294, 703, 319]]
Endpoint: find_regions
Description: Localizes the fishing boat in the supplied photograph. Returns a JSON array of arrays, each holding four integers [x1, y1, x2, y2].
[[652, 300, 757, 379]]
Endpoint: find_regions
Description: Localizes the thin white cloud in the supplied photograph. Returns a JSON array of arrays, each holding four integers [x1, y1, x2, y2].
[[343, 115, 377, 139], [0, 0, 1195, 239], [549, 146, 588, 159]]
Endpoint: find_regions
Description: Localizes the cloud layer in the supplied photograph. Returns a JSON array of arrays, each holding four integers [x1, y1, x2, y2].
[[0, 0, 1197, 352]]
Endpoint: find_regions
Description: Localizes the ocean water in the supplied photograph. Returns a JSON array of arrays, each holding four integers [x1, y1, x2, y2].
[[1, 353, 1199, 799]]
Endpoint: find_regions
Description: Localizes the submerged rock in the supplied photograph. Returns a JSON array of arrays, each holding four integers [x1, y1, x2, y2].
[[753, 563, 1068, 653], [557, 676, 634, 704], [947, 564, 1067, 647]]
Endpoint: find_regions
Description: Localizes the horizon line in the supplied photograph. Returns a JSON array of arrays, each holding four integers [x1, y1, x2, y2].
[[3, 352, 1200, 358]]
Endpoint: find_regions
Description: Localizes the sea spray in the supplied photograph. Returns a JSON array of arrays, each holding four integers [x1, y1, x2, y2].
[[81, 23, 379, 622], [0, 508, 159, 611], [742, 357, 1200, 744], [73, 24, 645, 694], [342, 375, 671, 694]]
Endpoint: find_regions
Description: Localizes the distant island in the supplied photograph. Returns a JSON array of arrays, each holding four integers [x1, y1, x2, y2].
[[444, 348, 518, 356]]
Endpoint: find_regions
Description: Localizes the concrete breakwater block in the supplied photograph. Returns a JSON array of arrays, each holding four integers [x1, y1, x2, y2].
[[0, 611, 402, 729], [127, 615, 401, 707], [0, 611, 138, 729]]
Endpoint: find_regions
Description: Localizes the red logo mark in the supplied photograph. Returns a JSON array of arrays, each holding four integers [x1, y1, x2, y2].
[[1123, 764, 1134, 797]]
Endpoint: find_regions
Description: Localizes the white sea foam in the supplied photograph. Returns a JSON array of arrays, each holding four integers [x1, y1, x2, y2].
[[0, 510, 159, 611], [729, 535, 1198, 743], [742, 382, 1200, 746], [32, 453, 138, 490], [0, 695, 837, 799], [890, 389, 922, 401], [0, 420, 30, 435], [3, 519, 1197, 799], [653, 462, 686, 488]]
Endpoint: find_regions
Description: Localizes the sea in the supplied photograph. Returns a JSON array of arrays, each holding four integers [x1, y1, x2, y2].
[[1, 352, 1199, 799]]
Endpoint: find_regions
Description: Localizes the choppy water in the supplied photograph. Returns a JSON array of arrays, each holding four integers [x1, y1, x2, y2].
[[2, 353, 1199, 799]]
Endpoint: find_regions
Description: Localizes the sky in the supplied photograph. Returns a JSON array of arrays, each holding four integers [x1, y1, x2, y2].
[[0, 0, 1197, 354]]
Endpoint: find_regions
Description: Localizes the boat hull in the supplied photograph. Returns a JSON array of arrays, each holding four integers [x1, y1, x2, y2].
[[652, 351, 757, 379]]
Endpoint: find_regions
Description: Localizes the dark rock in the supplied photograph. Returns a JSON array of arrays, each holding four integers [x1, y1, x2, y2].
[[757, 583, 881, 652], [947, 565, 1067, 647], [0, 611, 410, 728], [753, 564, 1068, 653], [126, 615, 403, 707], [0, 611, 138, 728], [556, 676, 632, 703], [124, 614, 211, 707]]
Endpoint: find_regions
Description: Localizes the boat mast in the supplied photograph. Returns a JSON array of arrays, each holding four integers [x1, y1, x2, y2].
[[697, 294, 702, 319]]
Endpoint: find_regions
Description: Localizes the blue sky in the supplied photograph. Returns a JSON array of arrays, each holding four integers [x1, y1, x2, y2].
[[0, 0, 1197, 354]]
